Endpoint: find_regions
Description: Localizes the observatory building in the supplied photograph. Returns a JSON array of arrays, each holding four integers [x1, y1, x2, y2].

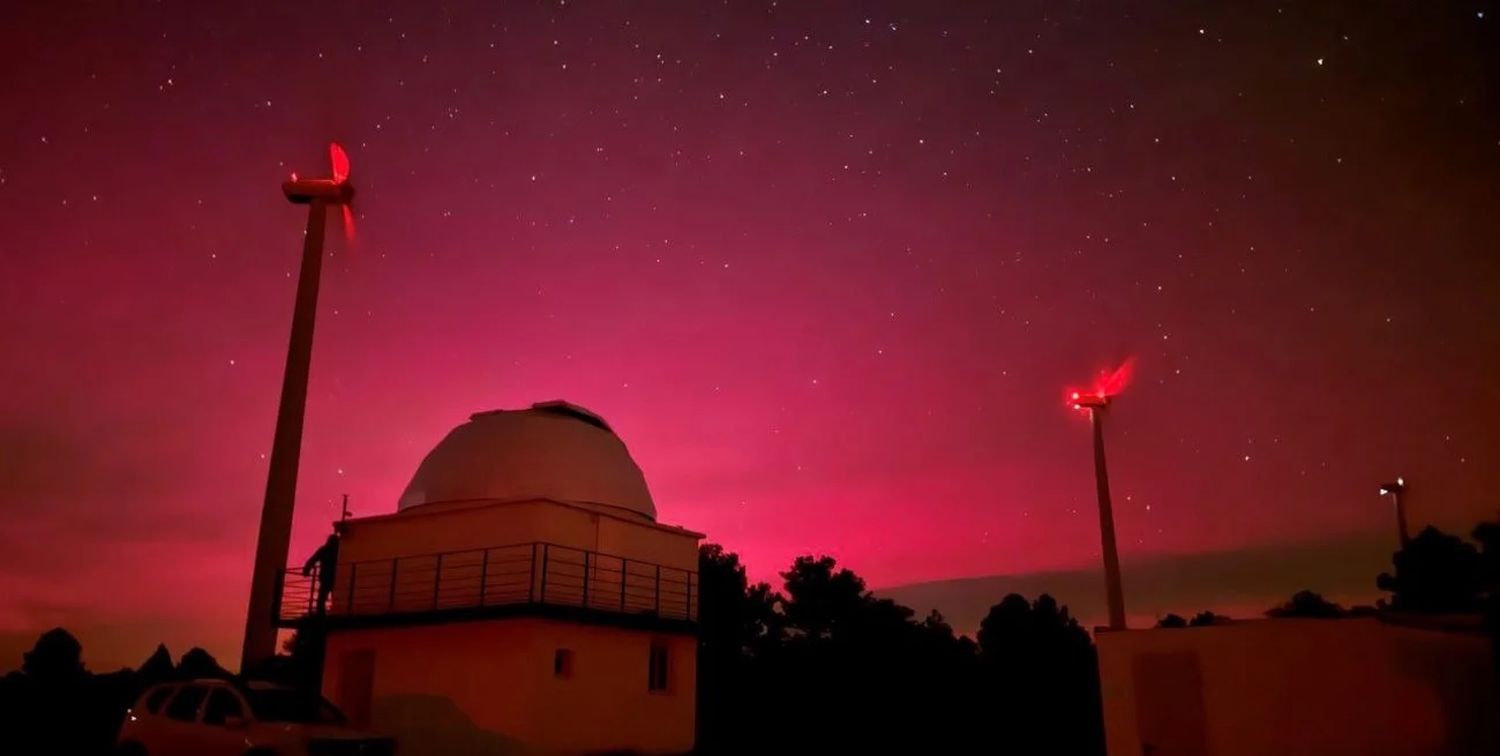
[[278, 402, 702, 755]]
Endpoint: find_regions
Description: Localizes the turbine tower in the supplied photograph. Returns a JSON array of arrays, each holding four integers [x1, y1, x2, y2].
[[1378, 476, 1409, 548], [1068, 359, 1133, 631], [240, 143, 356, 673]]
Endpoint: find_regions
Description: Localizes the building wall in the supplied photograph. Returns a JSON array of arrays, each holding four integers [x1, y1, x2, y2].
[[337, 498, 699, 571], [324, 617, 697, 756], [1096, 617, 1499, 756], [595, 514, 699, 570]]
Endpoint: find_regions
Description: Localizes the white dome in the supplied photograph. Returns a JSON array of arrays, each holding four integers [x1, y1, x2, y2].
[[397, 401, 656, 520]]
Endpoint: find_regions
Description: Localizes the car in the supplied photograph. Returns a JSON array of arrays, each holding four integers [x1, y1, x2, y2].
[[116, 678, 393, 756]]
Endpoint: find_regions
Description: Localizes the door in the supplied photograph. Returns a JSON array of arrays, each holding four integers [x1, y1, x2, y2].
[[159, 684, 209, 753], [336, 648, 376, 728], [198, 687, 252, 756], [1133, 652, 1208, 756]]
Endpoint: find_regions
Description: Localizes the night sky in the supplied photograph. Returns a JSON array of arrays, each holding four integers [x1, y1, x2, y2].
[[2, 1, 1498, 670]]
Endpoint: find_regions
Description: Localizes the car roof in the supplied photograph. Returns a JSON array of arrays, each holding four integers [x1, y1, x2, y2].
[[143, 678, 305, 697]]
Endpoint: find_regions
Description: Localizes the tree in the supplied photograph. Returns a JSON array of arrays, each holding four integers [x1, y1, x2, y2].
[[1471, 521, 1500, 679], [177, 647, 232, 680], [4, 628, 135, 755], [1157, 610, 1228, 628], [1266, 590, 1345, 618], [769, 554, 952, 752], [1474, 521, 1500, 585], [1377, 526, 1483, 613], [1156, 613, 1188, 628], [778, 555, 872, 641], [1190, 611, 1228, 627], [693, 548, 998, 754], [137, 644, 175, 685], [695, 544, 781, 754], [976, 594, 1103, 755], [698, 544, 782, 656], [22, 628, 84, 683]]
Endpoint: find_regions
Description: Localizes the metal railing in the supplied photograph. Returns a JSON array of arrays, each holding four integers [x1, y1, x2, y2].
[[277, 542, 697, 625]]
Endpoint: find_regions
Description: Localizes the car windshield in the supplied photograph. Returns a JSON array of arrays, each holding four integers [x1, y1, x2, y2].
[[244, 688, 346, 724]]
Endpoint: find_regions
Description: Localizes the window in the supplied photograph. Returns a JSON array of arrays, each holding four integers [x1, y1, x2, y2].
[[202, 689, 244, 726], [164, 685, 208, 722], [144, 685, 175, 714], [553, 649, 574, 679], [648, 642, 669, 693]]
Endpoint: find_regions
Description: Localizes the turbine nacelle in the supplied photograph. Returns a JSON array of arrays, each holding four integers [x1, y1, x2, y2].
[[281, 178, 354, 205], [1070, 391, 1109, 411], [1066, 358, 1133, 412], [282, 142, 357, 242]]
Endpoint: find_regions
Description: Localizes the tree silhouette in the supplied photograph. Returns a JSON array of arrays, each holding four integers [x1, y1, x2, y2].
[[695, 544, 781, 755], [1157, 613, 1188, 628], [21, 628, 84, 683], [770, 554, 954, 752], [1266, 590, 1345, 618], [137, 644, 175, 685], [1158, 611, 1228, 628], [177, 647, 232, 680], [1474, 521, 1500, 583], [699, 544, 782, 653], [3, 628, 106, 754], [1471, 521, 1500, 681], [1190, 611, 1228, 627], [1378, 526, 1483, 613], [688, 547, 1111, 754], [976, 593, 1103, 755], [778, 554, 871, 640]]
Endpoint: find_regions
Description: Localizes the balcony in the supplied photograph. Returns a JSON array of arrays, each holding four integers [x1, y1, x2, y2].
[[275, 542, 698, 632]]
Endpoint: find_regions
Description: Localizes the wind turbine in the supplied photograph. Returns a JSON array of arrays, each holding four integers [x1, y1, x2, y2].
[[240, 142, 356, 673], [1378, 476, 1410, 549], [1067, 359, 1134, 631]]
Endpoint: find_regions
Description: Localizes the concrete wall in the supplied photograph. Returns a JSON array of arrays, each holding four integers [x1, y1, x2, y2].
[[1096, 617, 1499, 756], [324, 617, 697, 756]]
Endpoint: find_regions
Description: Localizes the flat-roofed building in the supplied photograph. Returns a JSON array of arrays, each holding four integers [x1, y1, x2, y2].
[[278, 402, 701, 755]]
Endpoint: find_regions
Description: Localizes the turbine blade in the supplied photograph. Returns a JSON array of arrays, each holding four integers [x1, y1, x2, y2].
[[342, 204, 357, 246], [329, 142, 351, 184], [1097, 357, 1136, 397]]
